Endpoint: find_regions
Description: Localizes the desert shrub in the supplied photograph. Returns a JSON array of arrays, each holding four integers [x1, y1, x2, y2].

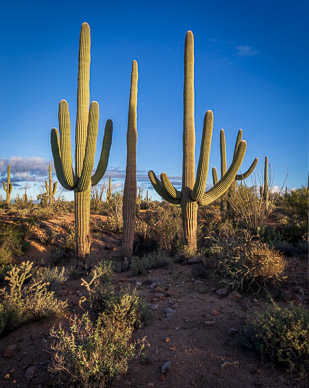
[[131, 251, 171, 276], [135, 202, 183, 255], [50, 312, 146, 388], [0, 223, 27, 274], [0, 261, 67, 335], [81, 261, 151, 328], [64, 224, 76, 251], [33, 266, 68, 290], [239, 302, 309, 376], [213, 234, 286, 293]]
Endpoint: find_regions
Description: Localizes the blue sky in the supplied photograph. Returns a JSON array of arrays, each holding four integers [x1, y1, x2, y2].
[[0, 0, 308, 201]]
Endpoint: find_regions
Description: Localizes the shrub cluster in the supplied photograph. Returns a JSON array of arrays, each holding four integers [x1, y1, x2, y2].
[[131, 251, 171, 276], [0, 261, 67, 335], [239, 302, 309, 377]]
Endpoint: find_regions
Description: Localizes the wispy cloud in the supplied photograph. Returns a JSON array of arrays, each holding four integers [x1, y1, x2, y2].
[[0, 157, 52, 183], [235, 45, 259, 57]]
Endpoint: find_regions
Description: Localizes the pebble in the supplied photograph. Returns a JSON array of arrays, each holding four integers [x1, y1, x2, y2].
[[216, 288, 229, 296], [161, 360, 171, 373], [149, 282, 157, 289], [136, 281, 142, 286], [3, 344, 18, 358], [212, 309, 220, 315], [25, 365, 36, 379], [205, 320, 216, 326], [150, 303, 158, 310], [164, 308, 176, 315], [228, 290, 242, 299]]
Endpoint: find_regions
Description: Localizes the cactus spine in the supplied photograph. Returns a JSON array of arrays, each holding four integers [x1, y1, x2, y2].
[[148, 31, 248, 253], [3, 165, 12, 205], [122, 61, 138, 258], [51, 23, 113, 258], [45, 165, 57, 204]]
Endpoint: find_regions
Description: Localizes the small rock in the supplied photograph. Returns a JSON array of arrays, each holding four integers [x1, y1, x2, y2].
[[170, 303, 178, 309], [216, 288, 229, 296], [221, 361, 232, 369], [205, 320, 216, 326], [188, 257, 202, 264], [3, 345, 18, 358], [25, 365, 36, 380], [164, 308, 176, 315], [156, 286, 165, 293], [150, 304, 158, 310], [229, 328, 239, 336], [164, 337, 170, 343], [212, 309, 220, 315], [228, 290, 242, 299], [149, 282, 157, 289], [136, 281, 142, 286], [161, 360, 171, 373]]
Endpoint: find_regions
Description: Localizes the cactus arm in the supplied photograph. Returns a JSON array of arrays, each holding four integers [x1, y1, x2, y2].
[[51, 128, 73, 190], [52, 181, 57, 195], [212, 167, 218, 185], [45, 181, 49, 193], [160, 173, 182, 200], [220, 129, 227, 177], [3, 181, 7, 192], [199, 140, 247, 206], [78, 101, 99, 192], [91, 119, 113, 186], [233, 129, 243, 158], [191, 110, 214, 201], [59, 100, 75, 188], [148, 171, 180, 204], [236, 157, 258, 180]]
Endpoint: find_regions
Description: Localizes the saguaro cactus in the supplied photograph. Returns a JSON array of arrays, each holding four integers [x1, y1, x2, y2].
[[107, 177, 112, 202], [259, 156, 269, 207], [122, 61, 138, 258], [148, 31, 248, 253], [45, 165, 57, 204], [212, 129, 258, 216], [3, 165, 12, 205], [51, 23, 113, 258]]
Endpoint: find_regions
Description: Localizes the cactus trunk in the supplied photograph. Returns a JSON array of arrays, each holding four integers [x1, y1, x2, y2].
[[75, 190, 91, 257], [3, 165, 12, 205], [122, 61, 138, 258]]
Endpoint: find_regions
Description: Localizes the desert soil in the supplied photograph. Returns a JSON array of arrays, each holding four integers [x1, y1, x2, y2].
[[0, 213, 308, 388]]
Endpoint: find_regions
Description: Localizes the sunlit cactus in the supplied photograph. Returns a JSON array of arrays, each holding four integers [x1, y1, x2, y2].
[[45, 165, 57, 204], [259, 156, 269, 208], [107, 177, 112, 202], [148, 31, 248, 254], [122, 60, 138, 258], [3, 165, 13, 205], [51, 23, 113, 258]]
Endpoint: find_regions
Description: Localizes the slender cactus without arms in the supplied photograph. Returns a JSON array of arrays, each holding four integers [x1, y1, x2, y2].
[[51, 23, 113, 258], [122, 60, 138, 258], [45, 165, 57, 204], [148, 31, 248, 253], [3, 165, 13, 205]]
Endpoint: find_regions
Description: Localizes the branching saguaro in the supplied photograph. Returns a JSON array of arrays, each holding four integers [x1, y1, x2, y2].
[[45, 165, 57, 204], [212, 129, 258, 217], [122, 61, 138, 258], [148, 31, 249, 254], [3, 165, 12, 205], [51, 23, 113, 258]]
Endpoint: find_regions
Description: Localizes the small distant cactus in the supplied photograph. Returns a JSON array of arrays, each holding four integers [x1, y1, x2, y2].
[[3, 165, 13, 205], [122, 61, 138, 258], [212, 129, 258, 217], [148, 31, 248, 254], [51, 23, 113, 258], [107, 177, 112, 202], [45, 165, 57, 204], [260, 156, 269, 208]]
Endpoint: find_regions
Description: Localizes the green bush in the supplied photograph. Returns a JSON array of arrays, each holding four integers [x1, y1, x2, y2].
[[33, 266, 68, 290], [50, 312, 146, 387], [239, 302, 309, 376], [0, 261, 67, 335], [131, 251, 171, 276]]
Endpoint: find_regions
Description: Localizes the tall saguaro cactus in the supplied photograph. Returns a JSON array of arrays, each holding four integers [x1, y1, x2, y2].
[[148, 31, 248, 253], [51, 23, 113, 258], [3, 165, 13, 205], [122, 61, 138, 258], [259, 156, 269, 208], [45, 165, 57, 204]]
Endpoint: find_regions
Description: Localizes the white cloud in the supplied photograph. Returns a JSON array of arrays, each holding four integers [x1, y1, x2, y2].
[[236, 45, 259, 57]]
